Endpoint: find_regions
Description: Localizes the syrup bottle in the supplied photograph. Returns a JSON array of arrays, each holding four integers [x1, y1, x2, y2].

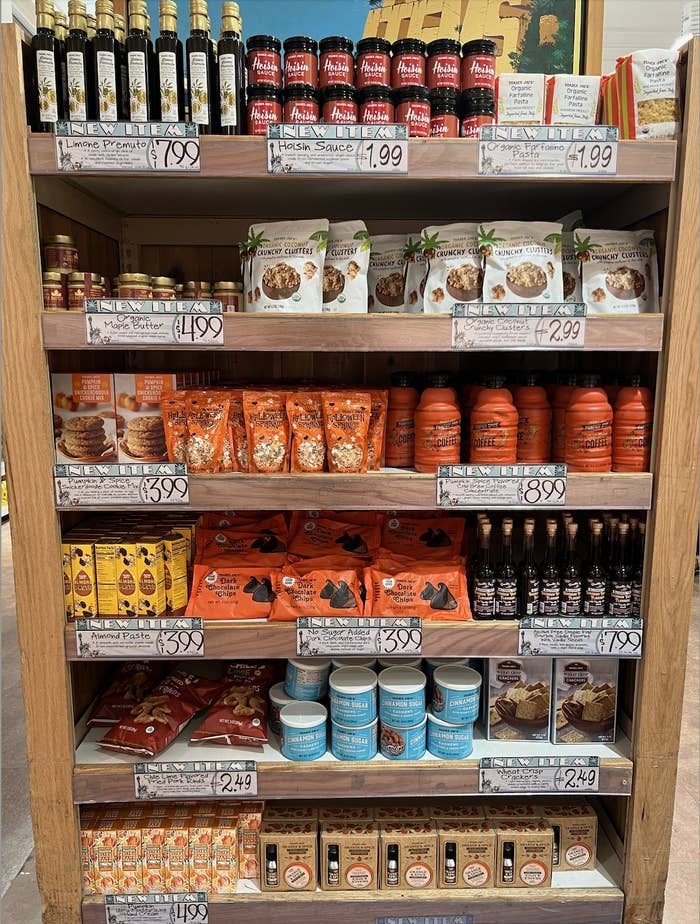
[[560, 522, 582, 615], [608, 521, 633, 616], [473, 520, 496, 620], [583, 520, 607, 616], [631, 521, 645, 618], [495, 518, 518, 619], [156, 0, 185, 122], [518, 517, 539, 618], [539, 520, 560, 615]]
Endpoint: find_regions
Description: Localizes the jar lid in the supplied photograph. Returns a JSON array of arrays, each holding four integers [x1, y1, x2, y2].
[[288, 657, 332, 671], [323, 83, 356, 101], [433, 664, 482, 691], [283, 83, 319, 102], [269, 681, 295, 706], [119, 273, 151, 284], [248, 84, 283, 101], [390, 371, 418, 388], [427, 710, 472, 729], [283, 35, 318, 54], [357, 36, 391, 55], [330, 666, 377, 695], [426, 372, 451, 388], [319, 35, 353, 54], [68, 272, 101, 283], [378, 666, 426, 694], [151, 276, 177, 286], [45, 234, 76, 246], [377, 656, 422, 669], [429, 86, 459, 111], [279, 700, 327, 728], [394, 84, 429, 103], [461, 87, 495, 113], [43, 271, 63, 281], [332, 657, 377, 670], [358, 85, 393, 102], [462, 38, 497, 56], [183, 280, 212, 289], [213, 280, 243, 291], [247, 34, 281, 52], [427, 38, 461, 55], [392, 37, 426, 56]]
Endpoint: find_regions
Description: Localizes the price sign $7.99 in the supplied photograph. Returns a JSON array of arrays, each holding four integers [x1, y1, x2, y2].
[[149, 137, 201, 171]]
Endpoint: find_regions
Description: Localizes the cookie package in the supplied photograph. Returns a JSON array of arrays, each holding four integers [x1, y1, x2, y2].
[[114, 374, 175, 463], [51, 373, 118, 464]]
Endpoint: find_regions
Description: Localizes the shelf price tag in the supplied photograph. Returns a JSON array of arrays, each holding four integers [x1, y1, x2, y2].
[[479, 756, 600, 794], [478, 125, 618, 177], [55, 121, 200, 172], [519, 617, 643, 658], [75, 618, 204, 659], [267, 123, 408, 174], [377, 919, 474, 924], [452, 303, 586, 350], [54, 462, 189, 507], [437, 464, 566, 508], [134, 761, 257, 800], [297, 617, 422, 657], [84, 299, 224, 346], [105, 893, 208, 923]]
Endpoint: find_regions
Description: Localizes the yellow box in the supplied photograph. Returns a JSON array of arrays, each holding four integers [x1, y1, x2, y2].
[[162, 530, 189, 613], [70, 541, 97, 618], [211, 817, 239, 894], [136, 535, 167, 617], [116, 818, 143, 894], [94, 535, 120, 616], [114, 539, 139, 618], [92, 818, 120, 895], [163, 818, 190, 893], [189, 815, 214, 892], [141, 815, 168, 894], [61, 542, 74, 621]]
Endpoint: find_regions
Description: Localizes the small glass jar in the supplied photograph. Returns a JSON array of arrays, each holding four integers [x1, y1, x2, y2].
[[460, 88, 495, 137], [213, 281, 243, 312], [319, 36, 354, 89], [461, 38, 496, 91], [283, 84, 320, 123], [391, 38, 426, 89], [68, 272, 102, 309], [247, 85, 283, 135], [43, 271, 66, 310], [183, 281, 212, 299], [429, 87, 459, 137], [44, 234, 79, 271], [395, 85, 430, 137], [359, 85, 394, 124], [283, 36, 318, 88], [322, 84, 358, 124], [152, 276, 178, 299], [356, 37, 391, 89], [246, 34, 282, 88], [427, 38, 461, 90], [118, 273, 152, 299]]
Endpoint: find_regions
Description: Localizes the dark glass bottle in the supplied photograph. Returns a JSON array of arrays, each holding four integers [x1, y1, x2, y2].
[[65, 0, 94, 120], [495, 518, 518, 619], [518, 517, 539, 618], [54, 10, 69, 119], [156, 0, 185, 122], [608, 521, 633, 616], [538, 520, 560, 615], [126, 0, 151, 121], [218, 1, 246, 134], [92, 0, 120, 122], [146, 13, 159, 119], [473, 521, 495, 620], [583, 521, 607, 616], [631, 522, 646, 617], [32, 0, 59, 132], [187, 0, 216, 133], [86, 13, 96, 41], [560, 522, 582, 615], [114, 12, 129, 119]]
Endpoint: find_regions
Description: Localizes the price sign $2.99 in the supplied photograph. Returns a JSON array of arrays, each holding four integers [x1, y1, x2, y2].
[[535, 316, 585, 348]]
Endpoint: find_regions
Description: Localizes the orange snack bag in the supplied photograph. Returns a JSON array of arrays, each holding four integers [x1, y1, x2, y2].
[[365, 564, 471, 620], [270, 567, 364, 621], [289, 510, 380, 533], [380, 515, 465, 561], [243, 391, 290, 473], [185, 392, 230, 473], [322, 391, 371, 473], [195, 517, 288, 566], [186, 564, 275, 620], [199, 511, 273, 529], [368, 389, 389, 471], [288, 514, 381, 559], [161, 391, 188, 463], [227, 390, 249, 473], [287, 392, 326, 472], [289, 555, 366, 575], [212, 815, 239, 893]]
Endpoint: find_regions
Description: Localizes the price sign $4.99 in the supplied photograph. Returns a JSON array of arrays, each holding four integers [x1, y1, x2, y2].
[[105, 894, 207, 924], [172, 313, 224, 345]]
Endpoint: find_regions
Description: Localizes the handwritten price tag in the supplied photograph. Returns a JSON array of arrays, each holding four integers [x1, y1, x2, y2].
[[437, 464, 566, 508], [480, 757, 600, 794], [134, 761, 257, 800], [267, 123, 408, 174], [105, 894, 208, 923], [519, 617, 643, 657], [84, 300, 223, 346], [55, 121, 200, 173], [75, 619, 204, 659], [452, 304, 586, 351], [55, 463, 189, 508], [479, 125, 617, 177], [297, 617, 422, 657]]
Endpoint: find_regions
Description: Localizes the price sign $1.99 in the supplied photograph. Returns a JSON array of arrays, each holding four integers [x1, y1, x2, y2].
[[358, 139, 408, 174], [149, 137, 201, 171], [139, 475, 189, 505]]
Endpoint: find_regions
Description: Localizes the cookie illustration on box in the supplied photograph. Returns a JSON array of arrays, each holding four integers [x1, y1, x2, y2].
[[114, 373, 177, 463], [51, 373, 118, 463]]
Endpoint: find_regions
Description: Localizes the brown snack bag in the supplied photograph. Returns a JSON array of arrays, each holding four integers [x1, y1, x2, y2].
[[185, 392, 230, 473], [287, 392, 326, 473], [161, 391, 188, 464], [227, 390, 249, 473], [191, 662, 276, 746], [368, 389, 389, 471], [243, 391, 290, 473], [88, 662, 167, 726], [322, 391, 371, 473]]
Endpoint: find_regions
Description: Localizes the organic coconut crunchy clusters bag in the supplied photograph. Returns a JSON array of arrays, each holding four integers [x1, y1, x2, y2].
[[322, 220, 371, 312], [479, 220, 564, 303], [575, 228, 658, 313], [368, 234, 407, 312], [420, 222, 483, 313]]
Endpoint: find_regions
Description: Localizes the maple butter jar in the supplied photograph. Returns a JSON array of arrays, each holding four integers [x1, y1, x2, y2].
[[213, 281, 243, 312], [118, 273, 152, 299], [44, 234, 79, 271], [152, 276, 177, 299], [43, 271, 66, 309], [68, 272, 104, 309]]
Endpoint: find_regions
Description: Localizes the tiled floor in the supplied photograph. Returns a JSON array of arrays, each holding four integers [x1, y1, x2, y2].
[[1, 520, 698, 922]]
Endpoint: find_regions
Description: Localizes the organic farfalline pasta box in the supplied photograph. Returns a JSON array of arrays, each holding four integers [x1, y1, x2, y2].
[[616, 49, 680, 139], [545, 75, 601, 125], [495, 74, 546, 125]]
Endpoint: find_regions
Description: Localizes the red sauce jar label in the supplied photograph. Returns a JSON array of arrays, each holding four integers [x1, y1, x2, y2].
[[460, 113, 495, 137], [283, 98, 319, 123], [396, 99, 430, 136], [360, 99, 393, 124], [43, 283, 65, 309], [430, 113, 459, 137], [323, 99, 358, 124], [320, 51, 354, 88], [284, 51, 318, 87], [247, 99, 282, 133], [391, 53, 426, 88], [356, 52, 390, 88], [427, 54, 460, 89], [247, 49, 282, 87], [461, 54, 496, 90]]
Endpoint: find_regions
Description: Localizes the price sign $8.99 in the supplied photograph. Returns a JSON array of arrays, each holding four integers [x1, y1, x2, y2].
[[149, 137, 201, 171], [519, 477, 566, 506], [139, 475, 189, 505], [173, 314, 224, 345]]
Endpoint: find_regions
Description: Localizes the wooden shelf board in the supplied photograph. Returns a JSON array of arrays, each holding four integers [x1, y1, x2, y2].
[[41, 311, 665, 353], [73, 726, 633, 803]]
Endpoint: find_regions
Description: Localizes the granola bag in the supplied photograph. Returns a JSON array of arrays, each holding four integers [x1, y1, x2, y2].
[[185, 564, 276, 620], [243, 391, 290, 473], [616, 49, 680, 139], [480, 220, 564, 303], [211, 389, 235, 472], [545, 75, 600, 125], [322, 391, 371, 473], [288, 514, 381, 560], [191, 662, 275, 746], [367, 234, 407, 312], [368, 390, 389, 471], [88, 662, 166, 727], [403, 235, 427, 312], [364, 564, 472, 620], [322, 221, 371, 313], [576, 228, 658, 313], [380, 515, 465, 562], [287, 392, 326, 472], [270, 566, 364, 620], [559, 210, 584, 302], [99, 671, 225, 758], [421, 223, 482, 313], [162, 391, 188, 463], [243, 219, 329, 312], [185, 392, 230, 473]]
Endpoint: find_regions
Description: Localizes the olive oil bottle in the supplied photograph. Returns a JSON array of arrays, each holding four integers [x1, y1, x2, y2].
[[218, 1, 246, 134], [32, 0, 60, 132], [65, 0, 93, 120], [156, 0, 185, 122], [126, 0, 151, 121], [114, 12, 129, 119], [54, 10, 69, 119], [92, 0, 120, 121], [187, 0, 216, 133]]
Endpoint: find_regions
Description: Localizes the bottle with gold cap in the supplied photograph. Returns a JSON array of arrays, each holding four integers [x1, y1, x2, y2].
[[54, 10, 69, 119], [91, 0, 120, 121], [218, 1, 245, 134], [126, 0, 151, 121], [86, 13, 96, 41], [114, 12, 129, 119], [65, 0, 93, 121], [206, 12, 220, 132], [145, 12, 159, 118], [32, 0, 59, 131], [156, 0, 185, 122], [187, 0, 216, 132]]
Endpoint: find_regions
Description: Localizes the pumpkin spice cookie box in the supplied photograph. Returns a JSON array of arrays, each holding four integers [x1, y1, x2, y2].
[[51, 373, 118, 464], [114, 374, 178, 463]]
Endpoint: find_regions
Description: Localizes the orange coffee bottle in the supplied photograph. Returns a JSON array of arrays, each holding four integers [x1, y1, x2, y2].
[[551, 373, 577, 463], [612, 375, 653, 472], [470, 376, 518, 464], [414, 373, 461, 473], [564, 374, 613, 472], [605, 376, 621, 407], [460, 381, 482, 461], [385, 372, 419, 468], [514, 373, 552, 463]]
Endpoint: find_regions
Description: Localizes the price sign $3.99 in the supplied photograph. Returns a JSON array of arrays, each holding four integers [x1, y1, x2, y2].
[[139, 475, 189, 505], [157, 628, 205, 657], [381, 626, 422, 655]]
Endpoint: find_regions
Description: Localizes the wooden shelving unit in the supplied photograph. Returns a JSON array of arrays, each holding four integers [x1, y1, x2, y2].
[[2, 21, 698, 924]]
